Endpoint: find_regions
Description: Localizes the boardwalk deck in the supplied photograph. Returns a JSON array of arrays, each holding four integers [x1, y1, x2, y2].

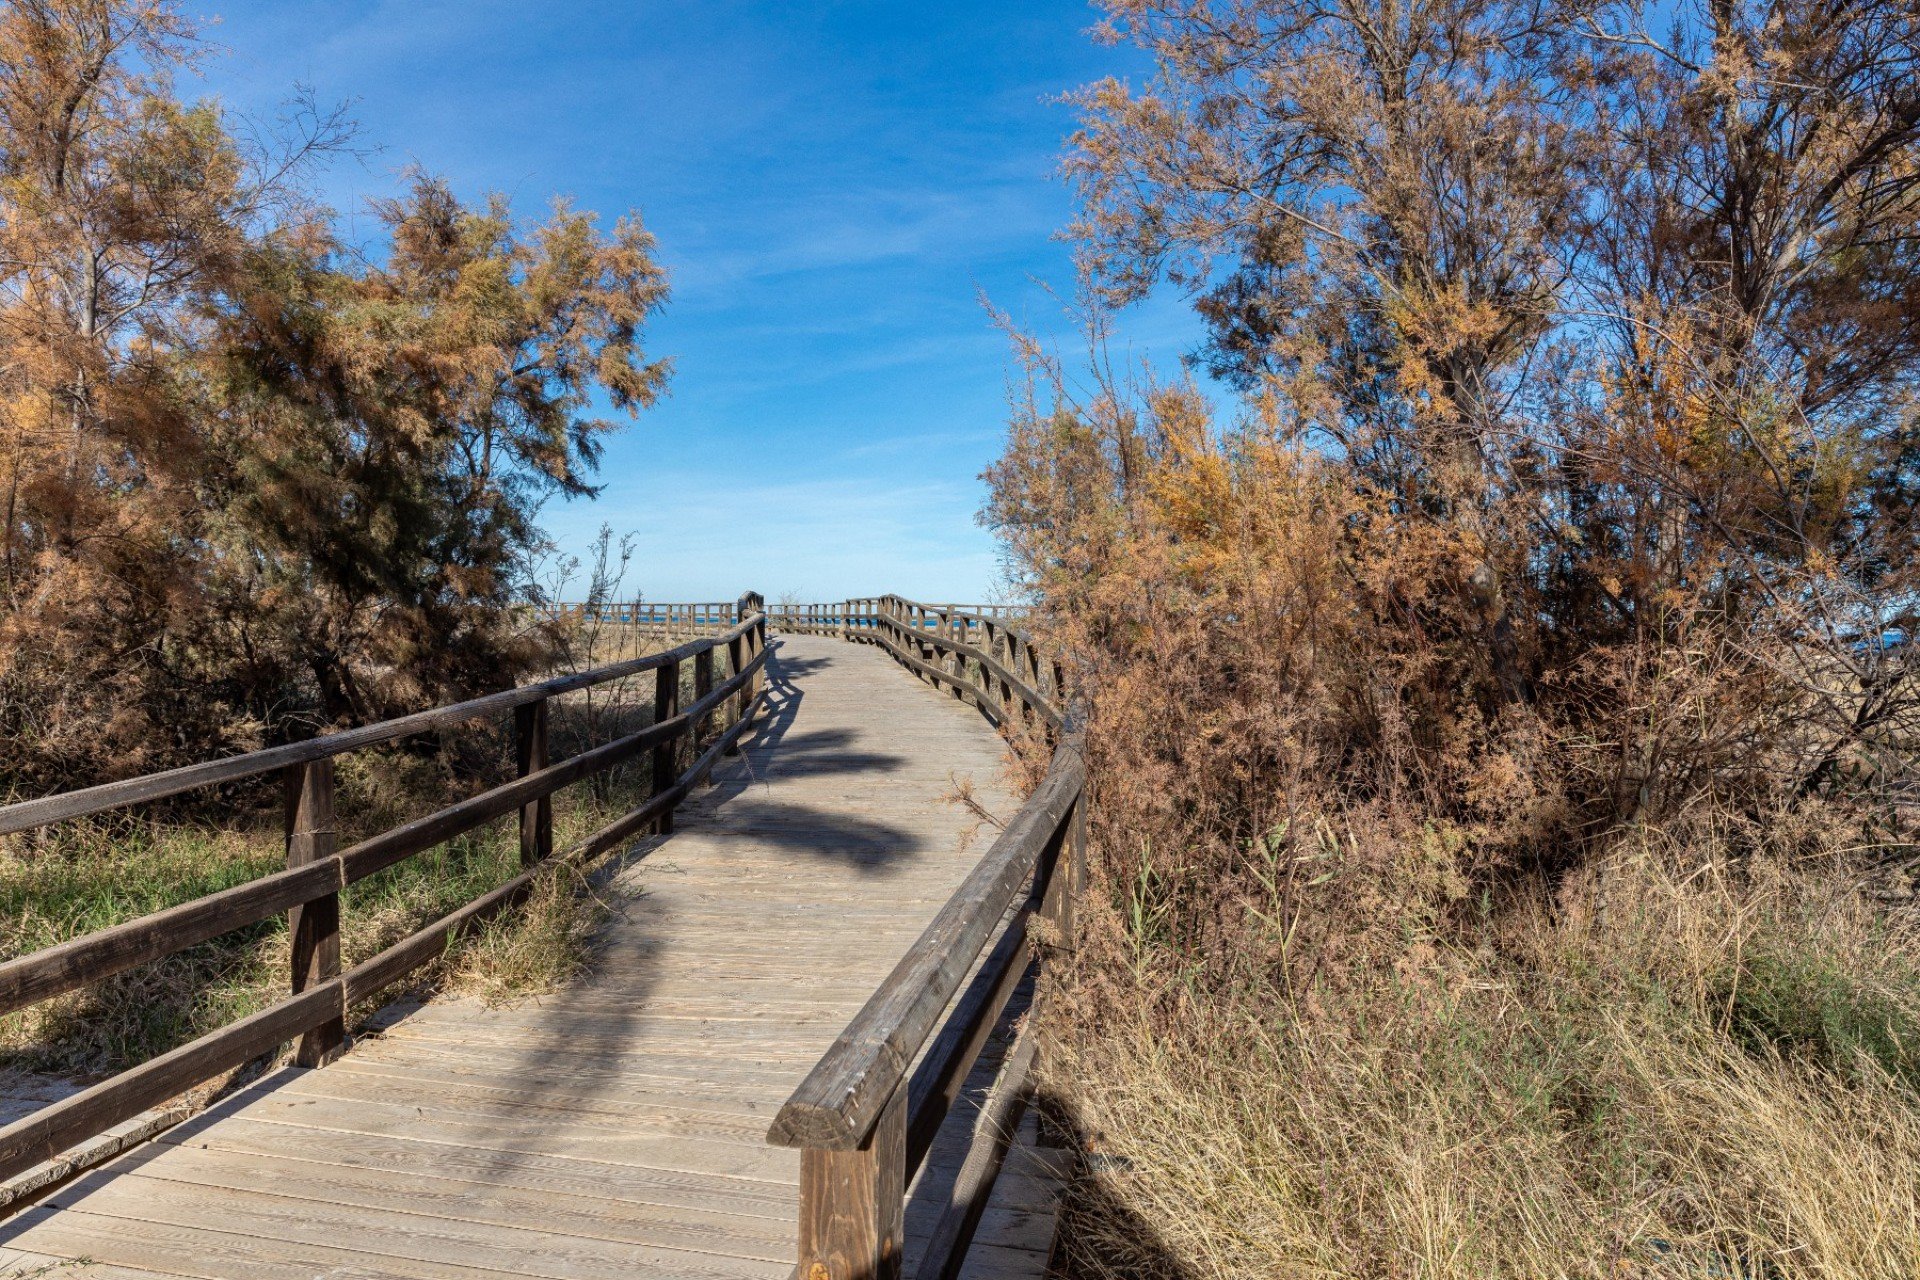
[[0, 634, 1062, 1280]]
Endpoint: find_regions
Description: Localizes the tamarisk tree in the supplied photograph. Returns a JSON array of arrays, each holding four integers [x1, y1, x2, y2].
[[999, 0, 1920, 839], [0, 0, 670, 790]]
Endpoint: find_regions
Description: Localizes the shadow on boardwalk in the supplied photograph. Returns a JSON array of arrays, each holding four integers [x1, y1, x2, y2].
[[0, 632, 1028, 1279]]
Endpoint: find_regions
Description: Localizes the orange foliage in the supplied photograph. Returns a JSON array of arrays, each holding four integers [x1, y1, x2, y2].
[[0, 2, 670, 793]]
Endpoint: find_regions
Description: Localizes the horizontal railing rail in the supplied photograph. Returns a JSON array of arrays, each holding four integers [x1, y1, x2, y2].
[[0, 592, 769, 1186], [1, 601, 764, 837], [535, 599, 738, 629], [766, 596, 1082, 1280], [767, 599, 1027, 636]]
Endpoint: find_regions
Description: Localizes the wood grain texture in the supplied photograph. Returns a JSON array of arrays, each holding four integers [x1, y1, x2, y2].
[[516, 698, 553, 868], [800, 1091, 906, 1280], [0, 634, 1055, 1280], [285, 759, 343, 1068]]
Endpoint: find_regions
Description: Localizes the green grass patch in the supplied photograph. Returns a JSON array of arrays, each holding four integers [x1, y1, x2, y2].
[[0, 729, 669, 1076]]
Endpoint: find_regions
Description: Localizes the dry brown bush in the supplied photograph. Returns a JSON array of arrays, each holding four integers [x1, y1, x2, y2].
[[992, 352, 1920, 1273], [988, 3, 1920, 1269], [0, 1, 671, 796]]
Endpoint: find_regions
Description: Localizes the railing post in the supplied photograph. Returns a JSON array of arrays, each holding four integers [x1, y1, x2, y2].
[[1041, 792, 1085, 948], [284, 758, 343, 1067], [1071, 788, 1088, 900], [693, 646, 714, 742], [653, 658, 682, 834], [756, 612, 768, 698], [946, 609, 964, 701], [515, 697, 551, 867], [797, 1090, 907, 1280], [987, 622, 1013, 721], [1013, 635, 1035, 728], [726, 629, 748, 756], [1032, 789, 1087, 1156]]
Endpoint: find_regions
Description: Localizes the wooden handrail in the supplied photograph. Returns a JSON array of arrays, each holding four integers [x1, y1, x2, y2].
[[765, 596, 1084, 1280], [766, 738, 1081, 1149], [0, 645, 769, 1019], [870, 617, 1060, 730], [533, 599, 738, 627], [0, 609, 765, 837], [0, 596, 769, 1185]]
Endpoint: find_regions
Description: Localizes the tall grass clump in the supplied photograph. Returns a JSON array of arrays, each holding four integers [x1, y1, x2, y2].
[[987, 380, 1920, 1275], [985, 368, 1920, 1273], [993, 2, 1920, 1273]]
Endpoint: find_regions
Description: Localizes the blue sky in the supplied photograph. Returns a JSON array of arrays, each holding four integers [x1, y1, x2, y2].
[[197, 1, 1208, 603]]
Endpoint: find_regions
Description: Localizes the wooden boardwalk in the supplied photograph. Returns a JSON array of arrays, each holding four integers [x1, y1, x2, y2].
[[0, 634, 1063, 1280]]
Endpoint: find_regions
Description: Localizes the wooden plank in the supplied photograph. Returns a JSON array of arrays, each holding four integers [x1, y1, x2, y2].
[[914, 1004, 1040, 1280], [317, 1057, 800, 1121], [18, 1177, 778, 1280], [189, 1092, 799, 1182], [273, 1068, 774, 1142], [110, 1141, 794, 1263], [952, 1242, 1053, 1280], [346, 1031, 823, 1086], [159, 1112, 797, 1219], [0, 1248, 188, 1280], [363, 1002, 867, 1039]]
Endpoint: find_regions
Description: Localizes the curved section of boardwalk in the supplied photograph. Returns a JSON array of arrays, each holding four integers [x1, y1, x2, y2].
[[0, 635, 1058, 1280]]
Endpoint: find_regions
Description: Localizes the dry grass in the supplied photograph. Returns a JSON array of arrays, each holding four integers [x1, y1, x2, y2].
[[445, 867, 614, 1004], [977, 289, 1920, 1276], [0, 755, 653, 1076], [1046, 830, 1920, 1280], [0, 635, 732, 1078]]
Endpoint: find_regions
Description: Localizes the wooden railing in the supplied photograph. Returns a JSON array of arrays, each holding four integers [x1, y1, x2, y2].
[[0, 592, 769, 1187], [768, 599, 1027, 636], [538, 599, 738, 630], [767, 596, 1083, 1280]]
